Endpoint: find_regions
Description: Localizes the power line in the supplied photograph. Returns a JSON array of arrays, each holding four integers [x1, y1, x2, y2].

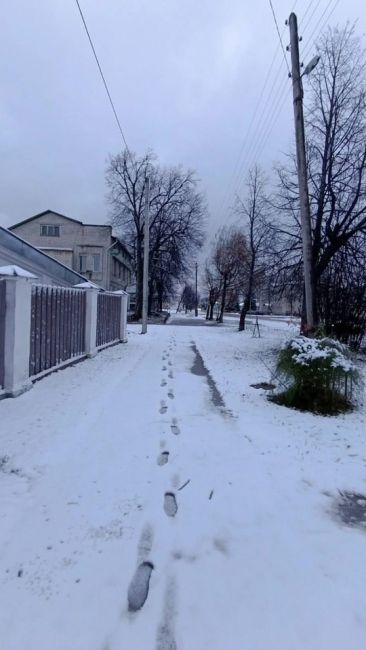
[[217, 1, 300, 219], [74, 0, 132, 157], [268, 0, 291, 75], [301, 0, 321, 36], [302, 0, 341, 60], [233, 0, 341, 200]]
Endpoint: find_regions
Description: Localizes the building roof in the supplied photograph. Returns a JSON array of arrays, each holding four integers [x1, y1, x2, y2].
[[9, 210, 83, 230]]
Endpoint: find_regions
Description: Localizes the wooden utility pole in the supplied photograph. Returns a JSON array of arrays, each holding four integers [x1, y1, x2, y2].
[[288, 12, 315, 333], [195, 262, 198, 317], [141, 177, 150, 334]]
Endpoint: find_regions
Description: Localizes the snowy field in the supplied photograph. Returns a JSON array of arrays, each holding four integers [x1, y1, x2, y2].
[[0, 314, 365, 650]]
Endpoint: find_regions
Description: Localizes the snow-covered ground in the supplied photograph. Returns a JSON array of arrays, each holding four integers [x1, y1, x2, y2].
[[0, 315, 365, 650]]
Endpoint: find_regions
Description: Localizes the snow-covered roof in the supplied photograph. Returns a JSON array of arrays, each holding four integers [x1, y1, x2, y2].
[[0, 264, 37, 278], [73, 281, 101, 290]]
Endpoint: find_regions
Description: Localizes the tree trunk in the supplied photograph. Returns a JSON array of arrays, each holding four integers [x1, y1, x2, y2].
[[134, 236, 143, 320], [239, 265, 254, 331], [205, 305, 210, 320], [217, 276, 227, 323], [209, 302, 215, 320], [148, 277, 154, 316], [238, 303, 247, 331]]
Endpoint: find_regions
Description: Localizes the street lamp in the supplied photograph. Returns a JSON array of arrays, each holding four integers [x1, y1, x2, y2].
[[302, 55, 320, 77]]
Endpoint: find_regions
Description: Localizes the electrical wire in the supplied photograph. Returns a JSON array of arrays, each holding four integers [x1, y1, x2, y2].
[[268, 0, 291, 75], [230, 0, 341, 201], [301, 0, 341, 60], [74, 0, 132, 158], [217, 1, 301, 219]]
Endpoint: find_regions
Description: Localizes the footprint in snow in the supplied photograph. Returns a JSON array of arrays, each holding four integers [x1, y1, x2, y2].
[[161, 379, 167, 387], [170, 419, 180, 435], [160, 401, 168, 414], [162, 366, 167, 372], [164, 493, 178, 517], [168, 370, 174, 379], [127, 562, 154, 612], [157, 451, 169, 466], [137, 524, 154, 562], [168, 389, 174, 399]]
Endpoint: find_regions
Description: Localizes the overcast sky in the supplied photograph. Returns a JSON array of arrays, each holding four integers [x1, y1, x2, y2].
[[0, 0, 364, 233]]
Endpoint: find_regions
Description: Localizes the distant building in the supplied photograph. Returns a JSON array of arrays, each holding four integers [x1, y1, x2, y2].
[[0, 226, 87, 286], [9, 210, 133, 291]]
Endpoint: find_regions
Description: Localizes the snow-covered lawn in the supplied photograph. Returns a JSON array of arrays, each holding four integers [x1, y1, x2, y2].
[[0, 316, 365, 649]]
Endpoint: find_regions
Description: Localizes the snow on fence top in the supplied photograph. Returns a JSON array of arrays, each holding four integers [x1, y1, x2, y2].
[[0, 265, 37, 278]]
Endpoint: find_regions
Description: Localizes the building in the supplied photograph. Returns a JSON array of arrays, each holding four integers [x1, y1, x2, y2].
[[9, 210, 133, 291], [0, 226, 87, 286]]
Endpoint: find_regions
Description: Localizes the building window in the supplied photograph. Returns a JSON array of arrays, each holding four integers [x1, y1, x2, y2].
[[79, 254, 87, 273], [40, 224, 60, 237], [92, 254, 101, 272]]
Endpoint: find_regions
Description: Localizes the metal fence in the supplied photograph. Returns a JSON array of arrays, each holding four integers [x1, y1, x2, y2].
[[0, 280, 5, 389], [29, 286, 86, 377], [96, 292, 121, 348]]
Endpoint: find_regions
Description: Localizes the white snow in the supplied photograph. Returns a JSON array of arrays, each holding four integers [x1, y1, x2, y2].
[[0, 314, 365, 649], [73, 281, 101, 289], [0, 264, 37, 278]]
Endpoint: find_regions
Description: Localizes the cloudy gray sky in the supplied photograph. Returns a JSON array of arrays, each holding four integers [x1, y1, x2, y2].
[[0, 0, 364, 232]]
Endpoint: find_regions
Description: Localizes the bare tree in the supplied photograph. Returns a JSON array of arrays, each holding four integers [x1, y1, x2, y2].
[[106, 149, 206, 319], [235, 166, 271, 331], [210, 226, 248, 323], [273, 25, 366, 330]]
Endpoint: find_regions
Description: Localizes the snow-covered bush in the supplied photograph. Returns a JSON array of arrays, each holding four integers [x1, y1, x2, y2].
[[271, 336, 360, 414]]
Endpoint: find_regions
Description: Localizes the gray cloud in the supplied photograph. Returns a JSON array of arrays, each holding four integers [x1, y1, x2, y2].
[[0, 0, 364, 232]]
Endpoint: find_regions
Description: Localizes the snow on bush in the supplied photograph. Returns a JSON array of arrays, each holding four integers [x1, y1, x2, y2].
[[289, 337, 355, 373], [272, 336, 360, 414]]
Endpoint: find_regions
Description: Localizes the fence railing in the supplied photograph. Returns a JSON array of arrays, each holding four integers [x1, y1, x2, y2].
[[29, 286, 86, 377], [96, 292, 122, 348], [0, 280, 6, 389], [0, 274, 128, 399]]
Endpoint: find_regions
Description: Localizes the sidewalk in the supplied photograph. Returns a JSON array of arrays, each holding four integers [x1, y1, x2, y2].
[[0, 320, 365, 649]]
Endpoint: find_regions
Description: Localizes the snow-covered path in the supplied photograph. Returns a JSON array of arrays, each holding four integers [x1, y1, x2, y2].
[[1, 318, 366, 649]]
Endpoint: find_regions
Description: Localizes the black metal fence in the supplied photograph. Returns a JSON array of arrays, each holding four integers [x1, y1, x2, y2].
[[29, 286, 86, 377], [0, 280, 5, 389], [96, 292, 121, 348]]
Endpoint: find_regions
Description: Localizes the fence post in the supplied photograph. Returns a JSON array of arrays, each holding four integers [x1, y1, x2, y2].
[[84, 288, 99, 357], [3, 276, 33, 397], [120, 292, 128, 343]]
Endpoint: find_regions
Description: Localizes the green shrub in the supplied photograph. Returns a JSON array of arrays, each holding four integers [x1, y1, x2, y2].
[[270, 336, 360, 415]]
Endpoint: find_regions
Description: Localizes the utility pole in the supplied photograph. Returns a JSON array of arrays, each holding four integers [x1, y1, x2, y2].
[[288, 12, 315, 333], [141, 177, 150, 334], [195, 262, 198, 317]]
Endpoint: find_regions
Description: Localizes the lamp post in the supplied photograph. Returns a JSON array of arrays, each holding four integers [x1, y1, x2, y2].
[[288, 12, 320, 334]]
